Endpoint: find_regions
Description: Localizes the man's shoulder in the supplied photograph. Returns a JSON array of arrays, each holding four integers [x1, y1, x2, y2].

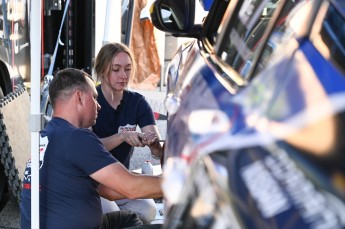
[[48, 119, 95, 140], [43, 120, 97, 146], [71, 127, 97, 139]]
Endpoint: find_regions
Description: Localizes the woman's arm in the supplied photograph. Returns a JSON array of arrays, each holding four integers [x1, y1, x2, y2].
[[97, 130, 147, 151], [141, 125, 163, 159], [99, 133, 125, 151]]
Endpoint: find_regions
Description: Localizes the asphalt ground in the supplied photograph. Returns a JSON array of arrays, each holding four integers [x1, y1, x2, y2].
[[0, 87, 167, 228], [0, 192, 20, 228]]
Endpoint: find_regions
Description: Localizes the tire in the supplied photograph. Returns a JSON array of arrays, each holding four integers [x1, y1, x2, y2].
[[0, 61, 12, 96]]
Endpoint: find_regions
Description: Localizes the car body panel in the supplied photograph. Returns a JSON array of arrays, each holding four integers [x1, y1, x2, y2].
[[163, 34, 345, 228], [151, 0, 345, 228]]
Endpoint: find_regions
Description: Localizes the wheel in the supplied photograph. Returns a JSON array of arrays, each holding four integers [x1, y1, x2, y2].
[[41, 88, 53, 126]]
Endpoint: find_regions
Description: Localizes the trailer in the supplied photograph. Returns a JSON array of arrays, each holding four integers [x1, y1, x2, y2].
[[0, 0, 31, 203]]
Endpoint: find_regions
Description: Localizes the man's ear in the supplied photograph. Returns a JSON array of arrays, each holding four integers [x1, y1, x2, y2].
[[75, 90, 83, 105]]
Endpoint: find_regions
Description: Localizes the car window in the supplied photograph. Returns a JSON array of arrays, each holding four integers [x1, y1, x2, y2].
[[232, 0, 345, 124], [318, 1, 345, 73], [254, 0, 345, 77], [215, 0, 302, 81], [204, 0, 232, 46], [250, 0, 303, 77], [217, 0, 279, 78]]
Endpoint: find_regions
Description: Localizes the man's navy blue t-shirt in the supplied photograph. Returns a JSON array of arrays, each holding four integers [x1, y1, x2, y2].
[[92, 86, 155, 168], [20, 117, 117, 229]]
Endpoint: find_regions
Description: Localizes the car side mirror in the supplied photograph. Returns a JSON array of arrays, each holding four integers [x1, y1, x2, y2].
[[150, 0, 201, 37]]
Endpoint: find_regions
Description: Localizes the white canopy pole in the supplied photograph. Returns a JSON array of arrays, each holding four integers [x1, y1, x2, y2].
[[29, 0, 42, 228]]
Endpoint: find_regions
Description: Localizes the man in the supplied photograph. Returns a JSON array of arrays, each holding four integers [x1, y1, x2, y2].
[[20, 68, 162, 229]]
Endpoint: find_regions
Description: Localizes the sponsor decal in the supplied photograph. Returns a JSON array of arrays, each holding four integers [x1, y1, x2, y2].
[[118, 124, 136, 133]]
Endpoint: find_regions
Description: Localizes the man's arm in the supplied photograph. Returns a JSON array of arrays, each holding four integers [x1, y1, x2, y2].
[[97, 184, 127, 200], [91, 162, 163, 200]]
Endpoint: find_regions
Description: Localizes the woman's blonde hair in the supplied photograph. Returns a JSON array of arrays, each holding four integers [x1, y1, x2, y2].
[[94, 42, 136, 83]]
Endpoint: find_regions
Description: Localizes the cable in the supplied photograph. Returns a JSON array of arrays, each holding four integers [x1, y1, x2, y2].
[[47, 0, 71, 76]]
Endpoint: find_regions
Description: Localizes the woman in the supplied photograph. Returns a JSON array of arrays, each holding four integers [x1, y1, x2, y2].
[[92, 42, 163, 224]]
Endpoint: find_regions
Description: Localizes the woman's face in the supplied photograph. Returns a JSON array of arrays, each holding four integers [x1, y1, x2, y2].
[[104, 51, 132, 91]]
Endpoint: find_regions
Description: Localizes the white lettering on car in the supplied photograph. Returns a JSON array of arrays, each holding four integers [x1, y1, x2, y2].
[[241, 145, 345, 228], [241, 160, 290, 218]]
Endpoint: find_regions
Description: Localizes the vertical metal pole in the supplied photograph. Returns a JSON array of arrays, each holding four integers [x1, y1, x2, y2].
[[156, 29, 165, 91], [30, 0, 42, 228], [124, 0, 134, 46]]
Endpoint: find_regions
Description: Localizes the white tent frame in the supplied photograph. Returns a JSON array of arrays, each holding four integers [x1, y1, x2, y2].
[[29, 0, 42, 228]]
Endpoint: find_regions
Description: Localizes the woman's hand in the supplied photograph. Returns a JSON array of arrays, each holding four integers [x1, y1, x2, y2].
[[120, 131, 145, 147], [141, 131, 162, 159], [140, 131, 159, 146]]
